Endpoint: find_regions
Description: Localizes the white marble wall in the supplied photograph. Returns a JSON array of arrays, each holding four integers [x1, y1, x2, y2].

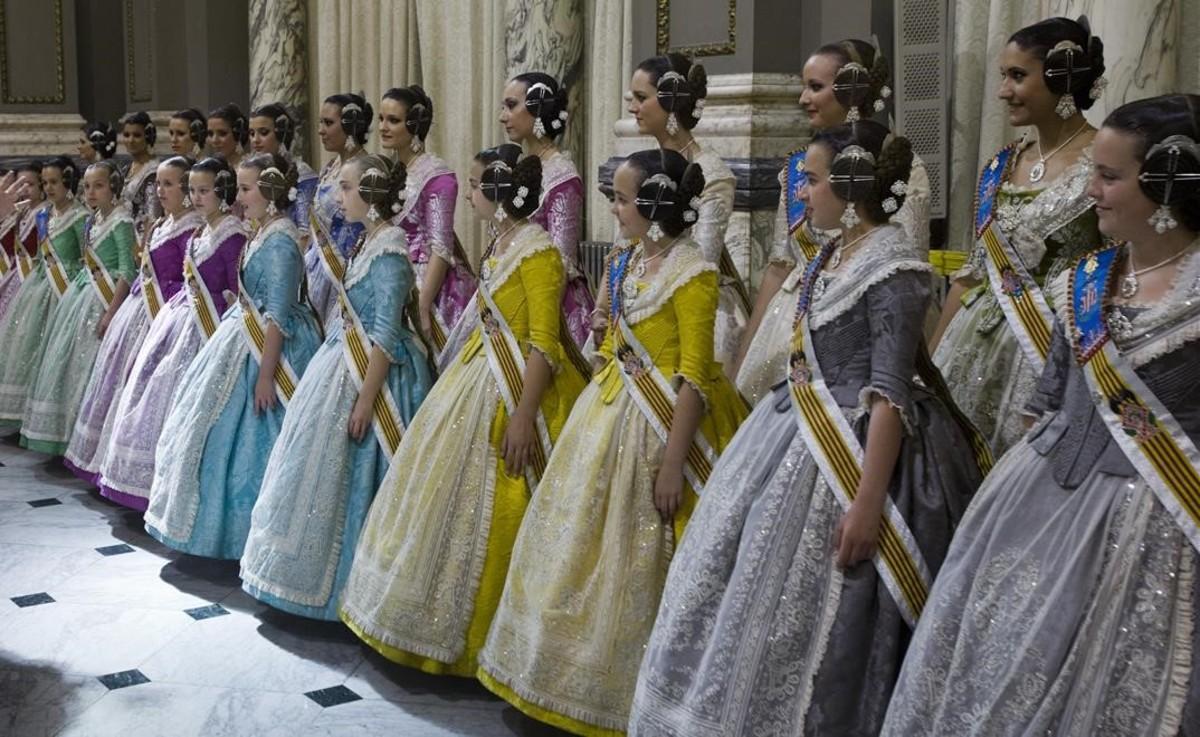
[[250, 0, 309, 154]]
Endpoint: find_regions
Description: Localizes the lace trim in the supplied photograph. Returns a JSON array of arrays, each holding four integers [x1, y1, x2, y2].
[[1160, 549, 1194, 737], [395, 153, 452, 222], [148, 210, 204, 252], [856, 386, 915, 436], [244, 217, 300, 264], [88, 207, 134, 246], [809, 224, 931, 329], [191, 215, 247, 264], [998, 142, 1095, 269], [536, 152, 581, 210], [623, 241, 716, 326], [344, 224, 412, 290], [483, 224, 558, 293], [49, 203, 88, 240], [672, 372, 710, 411], [526, 342, 561, 374]]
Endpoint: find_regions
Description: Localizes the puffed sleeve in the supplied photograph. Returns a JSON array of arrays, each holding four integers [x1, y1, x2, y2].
[[518, 246, 567, 371], [1025, 319, 1072, 416], [767, 167, 797, 268], [672, 269, 720, 407], [113, 221, 138, 282], [542, 180, 583, 259], [893, 158, 931, 257], [368, 252, 415, 363], [260, 234, 302, 336], [692, 176, 735, 265], [422, 174, 459, 265], [862, 269, 930, 431]]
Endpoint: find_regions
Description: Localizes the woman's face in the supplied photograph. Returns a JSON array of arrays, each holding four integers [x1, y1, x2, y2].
[[188, 170, 223, 218], [499, 80, 535, 143], [318, 102, 348, 153], [797, 143, 849, 231], [627, 69, 668, 137], [122, 123, 149, 156], [377, 97, 412, 152], [610, 162, 652, 240], [236, 166, 269, 221], [1087, 126, 1165, 244], [207, 117, 238, 158], [336, 161, 371, 223], [77, 133, 97, 161], [156, 162, 189, 215], [83, 168, 114, 211], [248, 115, 281, 155], [167, 117, 194, 155], [799, 54, 846, 131], [466, 161, 498, 221], [997, 42, 1057, 128], [42, 167, 69, 206]]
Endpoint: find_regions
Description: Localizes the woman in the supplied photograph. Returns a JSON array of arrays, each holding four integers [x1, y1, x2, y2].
[[78, 122, 118, 163], [22, 160, 136, 455], [248, 102, 319, 241], [100, 158, 247, 510], [307, 93, 370, 328], [207, 103, 249, 170], [340, 145, 585, 674], [0, 159, 86, 431], [166, 108, 208, 158], [626, 53, 748, 365], [65, 157, 202, 484], [930, 17, 1105, 456], [732, 39, 931, 406], [378, 85, 475, 350], [477, 149, 748, 736], [881, 93, 1200, 737], [500, 72, 593, 347], [119, 111, 160, 239], [145, 153, 320, 559], [241, 155, 434, 620], [0, 162, 48, 321], [629, 122, 985, 737]]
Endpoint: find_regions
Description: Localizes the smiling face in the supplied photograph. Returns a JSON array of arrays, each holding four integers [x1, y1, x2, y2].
[[1086, 126, 1165, 244], [156, 163, 189, 215], [248, 115, 281, 155], [377, 97, 413, 152], [318, 102, 348, 154], [466, 161, 498, 221], [797, 144, 850, 231], [122, 123, 148, 156], [207, 117, 239, 159], [167, 117, 194, 155], [83, 168, 115, 211], [997, 42, 1058, 128], [627, 69, 669, 137], [499, 80, 535, 143], [236, 165, 269, 221], [188, 170, 223, 218], [336, 160, 371, 223], [611, 162, 653, 240], [799, 54, 846, 131]]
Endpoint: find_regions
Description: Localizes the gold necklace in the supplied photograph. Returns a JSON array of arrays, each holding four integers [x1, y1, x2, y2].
[[1120, 240, 1197, 298]]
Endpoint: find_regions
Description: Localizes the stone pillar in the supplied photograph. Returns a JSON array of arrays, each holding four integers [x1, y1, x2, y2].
[[249, 0, 309, 154]]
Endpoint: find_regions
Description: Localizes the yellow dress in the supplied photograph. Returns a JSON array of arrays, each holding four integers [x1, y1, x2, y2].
[[477, 241, 748, 736], [339, 224, 586, 676]]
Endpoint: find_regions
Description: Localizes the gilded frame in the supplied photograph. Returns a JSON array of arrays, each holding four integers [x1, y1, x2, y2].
[[0, 0, 66, 105], [656, 0, 737, 57]]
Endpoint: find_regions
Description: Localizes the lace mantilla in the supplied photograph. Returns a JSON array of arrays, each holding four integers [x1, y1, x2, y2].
[[395, 152, 453, 223], [148, 210, 204, 252], [481, 223, 558, 293], [191, 215, 247, 265], [344, 224, 412, 290], [623, 238, 717, 326], [809, 223, 931, 329]]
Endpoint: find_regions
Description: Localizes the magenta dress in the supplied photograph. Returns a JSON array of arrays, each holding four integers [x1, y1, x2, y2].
[[531, 151, 593, 348], [98, 215, 247, 510], [65, 211, 205, 483], [392, 152, 476, 345]]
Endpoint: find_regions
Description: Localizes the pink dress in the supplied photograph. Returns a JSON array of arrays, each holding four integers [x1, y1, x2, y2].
[[530, 151, 593, 348]]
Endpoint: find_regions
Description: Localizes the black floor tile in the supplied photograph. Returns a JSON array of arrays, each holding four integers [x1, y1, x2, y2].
[[11, 592, 55, 607], [95, 544, 136, 556], [184, 603, 230, 621], [97, 669, 151, 690], [304, 684, 362, 708], [27, 497, 60, 508]]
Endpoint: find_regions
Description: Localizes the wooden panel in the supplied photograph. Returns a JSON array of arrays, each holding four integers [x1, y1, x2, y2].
[[0, 0, 66, 104]]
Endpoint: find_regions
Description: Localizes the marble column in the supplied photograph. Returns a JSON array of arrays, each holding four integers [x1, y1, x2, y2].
[[249, 0, 309, 156]]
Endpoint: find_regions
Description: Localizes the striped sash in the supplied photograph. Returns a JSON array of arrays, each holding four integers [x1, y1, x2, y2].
[[785, 244, 932, 628], [337, 288, 408, 456], [428, 307, 448, 353], [184, 253, 221, 339], [786, 149, 822, 262], [975, 144, 1054, 371], [1070, 247, 1200, 554], [42, 234, 70, 298], [237, 271, 301, 405], [476, 279, 554, 488], [717, 246, 752, 314], [82, 243, 117, 307], [309, 210, 346, 284], [0, 212, 16, 276]]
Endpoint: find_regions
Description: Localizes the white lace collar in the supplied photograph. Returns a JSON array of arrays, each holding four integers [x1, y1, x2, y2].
[[49, 201, 88, 239], [538, 151, 581, 205], [87, 206, 133, 247], [481, 223, 557, 293], [149, 210, 204, 252], [191, 215, 247, 265], [344, 224, 411, 290], [244, 216, 300, 264], [621, 238, 716, 326], [396, 152, 453, 222], [808, 223, 931, 329]]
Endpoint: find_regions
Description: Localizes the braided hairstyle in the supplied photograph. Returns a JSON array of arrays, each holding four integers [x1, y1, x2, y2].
[[46, 155, 80, 196], [622, 149, 707, 238], [249, 102, 297, 152], [475, 143, 542, 219], [172, 108, 208, 151], [351, 154, 409, 219], [121, 111, 156, 147], [192, 156, 238, 210], [512, 72, 569, 140], [241, 152, 298, 213], [635, 53, 709, 130], [83, 122, 118, 159], [811, 120, 914, 224], [1010, 16, 1106, 112], [1104, 94, 1200, 232], [814, 39, 891, 120], [325, 92, 373, 148], [382, 86, 434, 143]]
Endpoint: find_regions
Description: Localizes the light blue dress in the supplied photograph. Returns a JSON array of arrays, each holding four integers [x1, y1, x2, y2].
[[144, 218, 321, 559], [240, 224, 434, 620]]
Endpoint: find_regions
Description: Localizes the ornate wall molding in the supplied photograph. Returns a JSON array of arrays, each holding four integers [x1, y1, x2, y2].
[[0, 0, 66, 105], [124, 0, 153, 103], [655, 0, 737, 57]]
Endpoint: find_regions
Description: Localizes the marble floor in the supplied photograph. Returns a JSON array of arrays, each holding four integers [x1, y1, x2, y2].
[[0, 439, 570, 737]]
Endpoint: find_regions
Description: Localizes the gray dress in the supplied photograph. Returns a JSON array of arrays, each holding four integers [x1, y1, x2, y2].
[[881, 262, 1200, 736], [630, 224, 983, 737]]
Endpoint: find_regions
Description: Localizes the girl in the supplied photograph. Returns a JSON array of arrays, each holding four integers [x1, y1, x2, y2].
[[145, 153, 320, 559], [119, 111, 160, 239], [78, 122, 117, 163], [0, 162, 48, 321]]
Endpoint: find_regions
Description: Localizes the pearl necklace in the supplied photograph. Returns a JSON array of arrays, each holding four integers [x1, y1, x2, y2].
[[1120, 241, 1197, 299], [1029, 121, 1089, 184]]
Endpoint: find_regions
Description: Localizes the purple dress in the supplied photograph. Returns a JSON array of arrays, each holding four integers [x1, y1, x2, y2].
[[99, 215, 248, 510], [392, 152, 476, 345], [531, 152, 593, 348]]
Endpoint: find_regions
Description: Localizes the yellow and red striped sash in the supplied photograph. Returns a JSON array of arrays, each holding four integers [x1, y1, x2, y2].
[[338, 289, 407, 456], [237, 265, 301, 405], [82, 243, 117, 307], [309, 210, 346, 284], [42, 236, 69, 297], [184, 254, 221, 339], [979, 222, 1053, 369]]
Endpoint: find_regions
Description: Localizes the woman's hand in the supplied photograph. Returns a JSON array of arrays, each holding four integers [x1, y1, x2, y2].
[[652, 461, 685, 524], [419, 302, 435, 341], [254, 372, 277, 414], [500, 409, 536, 476], [347, 393, 372, 441], [833, 494, 885, 569], [589, 309, 609, 347]]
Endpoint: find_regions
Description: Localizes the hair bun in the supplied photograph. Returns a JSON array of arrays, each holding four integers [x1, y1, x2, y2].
[[686, 60, 708, 100]]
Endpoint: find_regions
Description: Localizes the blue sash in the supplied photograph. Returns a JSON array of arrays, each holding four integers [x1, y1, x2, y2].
[[1071, 246, 1120, 363], [786, 149, 808, 235], [608, 246, 634, 319], [974, 144, 1016, 237]]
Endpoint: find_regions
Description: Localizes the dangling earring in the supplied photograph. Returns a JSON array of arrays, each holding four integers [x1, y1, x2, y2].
[[266, 201, 278, 218], [840, 202, 860, 229], [666, 112, 680, 137], [219, 201, 230, 213], [411, 137, 423, 154], [1055, 94, 1078, 120], [182, 195, 192, 208], [1148, 203, 1178, 234], [494, 204, 507, 222], [646, 222, 665, 242], [533, 118, 547, 139], [346, 138, 358, 153], [845, 107, 861, 123], [368, 205, 381, 223]]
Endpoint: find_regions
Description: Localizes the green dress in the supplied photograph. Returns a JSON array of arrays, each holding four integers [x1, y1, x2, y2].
[[933, 142, 1099, 456], [0, 202, 87, 431], [21, 207, 136, 455]]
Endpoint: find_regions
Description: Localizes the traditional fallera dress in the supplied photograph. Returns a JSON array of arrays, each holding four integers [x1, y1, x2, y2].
[[0, 202, 86, 432], [934, 138, 1098, 456], [477, 238, 748, 736], [99, 215, 247, 509], [532, 151, 594, 348], [307, 155, 365, 329], [392, 151, 476, 352], [881, 245, 1200, 737], [734, 149, 930, 406], [122, 157, 160, 242], [144, 217, 321, 559], [0, 202, 46, 321], [21, 207, 136, 455], [629, 223, 986, 737], [64, 210, 204, 483], [240, 224, 434, 620], [340, 222, 586, 674], [290, 157, 319, 236]]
